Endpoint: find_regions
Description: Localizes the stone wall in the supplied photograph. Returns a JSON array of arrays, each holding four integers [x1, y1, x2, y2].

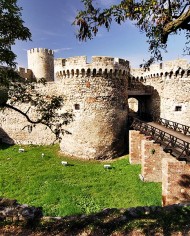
[[2, 196, 190, 235], [55, 56, 130, 81], [0, 101, 57, 145], [131, 59, 190, 126], [0, 55, 129, 159], [0, 198, 42, 223], [144, 76, 190, 125], [129, 130, 171, 182], [0, 82, 67, 145], [59, 69, 128, 159]]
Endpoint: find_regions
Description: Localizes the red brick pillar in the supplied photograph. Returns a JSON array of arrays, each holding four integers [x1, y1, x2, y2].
[[129, 130, 145, 164], [141, 140, 171, 182], [162, 158, 190, 206]]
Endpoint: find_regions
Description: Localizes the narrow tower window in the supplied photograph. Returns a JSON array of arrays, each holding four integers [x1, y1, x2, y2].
[[175, 106, 182, 111], [74, 104, 80, 110]]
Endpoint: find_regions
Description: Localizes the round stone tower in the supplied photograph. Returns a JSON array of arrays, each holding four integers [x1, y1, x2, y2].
[[27, 48, 54, 81], [56, 56, 130, 159]]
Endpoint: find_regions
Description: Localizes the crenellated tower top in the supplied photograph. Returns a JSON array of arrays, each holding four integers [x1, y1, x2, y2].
[[28, 48, 54, 56], [27, 48, 54, 81]]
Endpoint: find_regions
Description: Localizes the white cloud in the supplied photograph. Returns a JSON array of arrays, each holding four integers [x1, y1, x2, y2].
[[53, 48, 72, 53], [41, 30, 63, 37], [31, 28, 64, 37]]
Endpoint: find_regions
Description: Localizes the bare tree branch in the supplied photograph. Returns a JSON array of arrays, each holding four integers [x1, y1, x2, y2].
[[4, 103, 43, 124], [162, 8, 190, 43]]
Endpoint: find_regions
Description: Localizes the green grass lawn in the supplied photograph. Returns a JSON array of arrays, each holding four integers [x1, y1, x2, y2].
[[0, 144, 161, 217]]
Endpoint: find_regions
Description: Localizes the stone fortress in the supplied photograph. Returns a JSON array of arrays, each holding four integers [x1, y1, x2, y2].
[[0, 48, 189, 160]]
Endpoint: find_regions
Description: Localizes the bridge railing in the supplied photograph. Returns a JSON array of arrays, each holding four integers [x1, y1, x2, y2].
[[131, 118, 190, 161], [153, 117, 190, 136]]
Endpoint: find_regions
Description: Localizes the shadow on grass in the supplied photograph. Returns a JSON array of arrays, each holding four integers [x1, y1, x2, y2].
[[26, 205, 190, 236], [0, 142, 14, 150]]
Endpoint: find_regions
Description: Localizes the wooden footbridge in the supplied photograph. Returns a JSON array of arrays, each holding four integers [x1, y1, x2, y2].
[[131, 117, 190, 162]]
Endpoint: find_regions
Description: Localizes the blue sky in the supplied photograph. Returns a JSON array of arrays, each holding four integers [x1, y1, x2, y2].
[[13, 0, 189, 68]]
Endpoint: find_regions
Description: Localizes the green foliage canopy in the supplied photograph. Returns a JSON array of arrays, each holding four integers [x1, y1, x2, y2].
[[0, 0, 72, 141], [0, 0, 31, 67], [74, 0, 190, 66]]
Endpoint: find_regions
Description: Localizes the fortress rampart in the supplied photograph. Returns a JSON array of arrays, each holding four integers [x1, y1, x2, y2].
[[130, 59, 190, 126], [55, 56, 129, 80], [2, 52, 130, 159], [1, 49, 189, 158], [54, 56, 129, 159], [131, 59, 190, 80]]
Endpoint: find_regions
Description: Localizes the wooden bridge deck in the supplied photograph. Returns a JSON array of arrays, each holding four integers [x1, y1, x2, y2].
[[147, 122, 190, 143], [131, 118, 190, 161]]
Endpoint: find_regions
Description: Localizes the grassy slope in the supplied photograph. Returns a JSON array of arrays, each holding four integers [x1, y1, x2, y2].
[[0, 144, 161, 216]]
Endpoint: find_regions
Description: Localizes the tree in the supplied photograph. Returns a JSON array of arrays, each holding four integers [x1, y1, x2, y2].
[[74, 0, 190, 67], [0, 0, 31, 67], [0, 0, 72, 142]]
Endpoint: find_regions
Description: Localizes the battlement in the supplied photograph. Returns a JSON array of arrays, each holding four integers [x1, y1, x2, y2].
[[17, 67, 33, 80], [131, 59, 190, 80], [92, 56, 129, 68], [27, 48, 54, 56], [54, 56, 129, 80], [65, 56, 87, 66], [56, 68, 128, 79]]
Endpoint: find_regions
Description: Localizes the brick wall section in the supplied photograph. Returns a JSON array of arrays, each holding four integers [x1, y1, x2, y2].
[[162, 158, 190, 206], [129, 130, 145, 164], [141, 140, 171, 182]]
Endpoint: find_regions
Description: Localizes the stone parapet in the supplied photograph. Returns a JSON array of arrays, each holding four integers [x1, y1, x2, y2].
[[55, 56, 130, 80], [0, 198, 43, 223], [17, 67, 33, 80], [131, 59, 190, 80]]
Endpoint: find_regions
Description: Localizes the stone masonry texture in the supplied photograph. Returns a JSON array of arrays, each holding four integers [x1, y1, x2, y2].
[[0, 52, 129, 159], [131, 59, 190, 126], [0, 49, 189, 159]]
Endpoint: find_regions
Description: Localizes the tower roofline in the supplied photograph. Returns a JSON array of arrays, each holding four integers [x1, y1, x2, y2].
[[27, 48, 54, 56]]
